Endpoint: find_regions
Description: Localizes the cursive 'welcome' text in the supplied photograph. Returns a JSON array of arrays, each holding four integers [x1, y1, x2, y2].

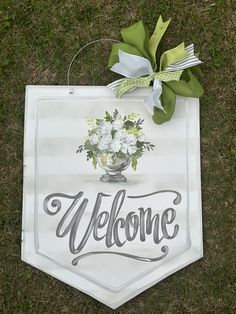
[[43, 190, 181, 265]]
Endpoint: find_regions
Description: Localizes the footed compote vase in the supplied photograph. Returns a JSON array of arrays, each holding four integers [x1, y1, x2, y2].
[[97, 153, 130, 182]]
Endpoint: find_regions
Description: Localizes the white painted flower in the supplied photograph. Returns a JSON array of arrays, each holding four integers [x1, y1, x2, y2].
[[98, 140, 108, 151], [127, 145, 137, 155], [97, 135, 112, 151], [97, 121, 112, 136], [125, 134, 137, 146], [114, 129, 126, 141], [89, 134, 99, 145], [112, 119, 123, 130], [121, 142, 137, 155], [121, 143, 128, 154], [138, 134, 146, 142], [109, 139, 121, 153]]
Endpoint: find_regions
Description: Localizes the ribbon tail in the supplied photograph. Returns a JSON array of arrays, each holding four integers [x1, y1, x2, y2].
[[116, 79, 138, 97], [166, 44, 203, 71], [149, 16, 171, 70], [144, 94, 156, 114], [145, 93, 166, 114], [144, 79, 165, 114], [107, 78, 127, 93]]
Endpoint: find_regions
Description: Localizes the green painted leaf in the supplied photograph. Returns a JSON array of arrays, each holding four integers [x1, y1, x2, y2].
[[121, 21, 151, 62], [152, 83, 176, 124], [92, 154, 97, 169], [131, 158, 137, 171], [166, 69, 204, 97], [108, 42, 144, 68], [149, 16, 171, 70]]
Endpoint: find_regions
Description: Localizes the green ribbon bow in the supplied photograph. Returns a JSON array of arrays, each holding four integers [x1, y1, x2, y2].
[[108, 16, 204, 124]]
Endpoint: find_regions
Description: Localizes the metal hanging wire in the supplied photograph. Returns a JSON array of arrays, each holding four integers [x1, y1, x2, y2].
[[67, 38, 120, 94]]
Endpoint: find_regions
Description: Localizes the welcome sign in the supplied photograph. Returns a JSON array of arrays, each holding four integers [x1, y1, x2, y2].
[[22, 85, 203, 309]]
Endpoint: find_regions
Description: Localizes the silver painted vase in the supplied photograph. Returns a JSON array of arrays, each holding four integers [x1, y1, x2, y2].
[[97, 153, 130, 182]]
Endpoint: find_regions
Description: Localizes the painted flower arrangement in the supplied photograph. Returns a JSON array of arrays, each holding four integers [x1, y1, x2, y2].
[[77, 110, 155, 182]]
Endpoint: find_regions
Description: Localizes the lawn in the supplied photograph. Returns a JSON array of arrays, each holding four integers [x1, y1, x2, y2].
[[0, 0, 235, 313]]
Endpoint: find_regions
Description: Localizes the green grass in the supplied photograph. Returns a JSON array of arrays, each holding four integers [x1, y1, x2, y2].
[[0, 0, 235, 313]]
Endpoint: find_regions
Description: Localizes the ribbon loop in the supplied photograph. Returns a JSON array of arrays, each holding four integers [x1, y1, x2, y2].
[[111, 50, 153, 78], [149, 16, 171, 70]]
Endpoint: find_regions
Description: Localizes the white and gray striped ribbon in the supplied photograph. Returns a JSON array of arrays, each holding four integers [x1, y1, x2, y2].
[[166, 44, 202, 71], [107, 78, 137, 94], [107, 78, 126, 92]]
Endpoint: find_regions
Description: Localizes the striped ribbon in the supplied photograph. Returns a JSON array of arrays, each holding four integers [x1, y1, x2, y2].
[[166, 44, 202, 71]]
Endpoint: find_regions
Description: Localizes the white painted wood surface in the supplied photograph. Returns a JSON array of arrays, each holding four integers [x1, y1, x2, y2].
[[22, 86, 203, 309]]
